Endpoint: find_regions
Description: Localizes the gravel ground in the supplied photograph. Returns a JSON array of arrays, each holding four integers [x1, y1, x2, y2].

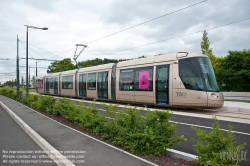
[[29, 106, 198, 166]]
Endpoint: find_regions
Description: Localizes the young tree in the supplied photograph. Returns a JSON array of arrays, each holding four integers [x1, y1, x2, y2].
[[201, 30, 216, 66]]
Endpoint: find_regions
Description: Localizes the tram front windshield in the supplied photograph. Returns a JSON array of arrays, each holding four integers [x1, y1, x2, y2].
[[179, 57, 219, 92]]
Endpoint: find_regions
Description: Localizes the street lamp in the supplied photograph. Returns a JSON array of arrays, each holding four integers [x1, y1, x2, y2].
[[0, 58, 9, 60], [24, 25, 48, 94]]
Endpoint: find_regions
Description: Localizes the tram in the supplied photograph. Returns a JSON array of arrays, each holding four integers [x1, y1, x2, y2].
[[36, 52, 224, 108]]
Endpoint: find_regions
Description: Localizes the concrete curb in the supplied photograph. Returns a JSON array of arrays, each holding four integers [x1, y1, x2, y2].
[[166, 149, 197, 161], [0, 101, 75, 166]]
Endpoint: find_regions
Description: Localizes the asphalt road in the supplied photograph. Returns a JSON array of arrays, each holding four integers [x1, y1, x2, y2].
[[0, 105, 56, 166]]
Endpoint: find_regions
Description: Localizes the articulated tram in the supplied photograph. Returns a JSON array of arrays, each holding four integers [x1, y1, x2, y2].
[[36, 52, 224, 108]]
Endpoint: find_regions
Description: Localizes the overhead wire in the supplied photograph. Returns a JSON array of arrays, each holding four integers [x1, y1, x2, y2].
[[85, 0, 208, 45], [19, 40, 46, 59], [19, 41, 34, 58], [19, 39, 62, 59], [53, 0, 208, 55], [104, 17, 250, 55]]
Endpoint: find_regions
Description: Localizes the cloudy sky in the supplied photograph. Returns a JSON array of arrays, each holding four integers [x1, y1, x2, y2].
[[0, 0, 249, 84]]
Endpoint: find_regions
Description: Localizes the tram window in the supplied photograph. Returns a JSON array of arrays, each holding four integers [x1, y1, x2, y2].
[[46, 78, 49, 89], [88, 73, 96, 90], [62, 75, 73, 89], [198, 58, 219, 92], [179, 58, 205, 91], [134, 67, 153, 91], [49, 78, 53, 89], [79, 74, 86, 90], [119, 69, 134, 91]]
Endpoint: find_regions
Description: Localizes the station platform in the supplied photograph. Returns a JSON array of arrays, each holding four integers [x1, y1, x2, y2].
[[0, 95, 155, 166]]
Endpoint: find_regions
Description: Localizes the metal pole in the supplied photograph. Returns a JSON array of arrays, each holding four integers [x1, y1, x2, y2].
[[29, 66, 30, 89], [17, 35, 19, 91], [36, 60, 37, 77], [26, 27, 29, 93]]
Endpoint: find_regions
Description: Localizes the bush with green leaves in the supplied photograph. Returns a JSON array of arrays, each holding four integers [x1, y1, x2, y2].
[[15, 91, 23, 101], [192, 117, 247, 166], [102, 104, 186, 155], [0, 88, 23, 101], [21, 93, 39, 106], [51, 98, 82, 122], [77, 100, 106, 134], [0, 89, 186, 156], [34, 96, 56, 112], [0, 88, 7, 95], [0, 88, 13, 98]]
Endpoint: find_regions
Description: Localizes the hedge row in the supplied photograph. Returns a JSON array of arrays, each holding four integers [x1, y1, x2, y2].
[[0, 88, 185, 155]]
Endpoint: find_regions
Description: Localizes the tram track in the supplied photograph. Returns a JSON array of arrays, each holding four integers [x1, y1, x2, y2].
[[31, 93, 250, 122]]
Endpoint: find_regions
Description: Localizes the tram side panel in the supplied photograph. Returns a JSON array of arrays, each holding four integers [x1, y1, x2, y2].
[[36, 76, 45, 94], [133, 65, 154, 105], [46, 77, 59, 95], [133, 58, 155, 105], [116, 68, 135, 103], [86, 73, 97, 98], [77, 64, 113, 100], [85, 70, 112, 100], [117, 61, 173, 106], [60, 74, 76, 97]]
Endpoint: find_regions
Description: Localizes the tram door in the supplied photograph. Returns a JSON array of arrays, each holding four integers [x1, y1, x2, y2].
[[97, 72, 108, 99], [54, 77, 58, 94], [156, 65, 169, 104], [46, 78, 49, 94], [79, 74, 87, 97]]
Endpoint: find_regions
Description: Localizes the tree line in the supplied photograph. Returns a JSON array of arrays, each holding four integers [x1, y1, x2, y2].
[[201, 31, 250, 91], [45, 31, 249, 92], [1, 76, 36, 89]]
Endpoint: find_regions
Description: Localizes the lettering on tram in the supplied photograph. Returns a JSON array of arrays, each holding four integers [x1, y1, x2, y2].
[[176, 92, 186, 97], [139, 71, 150, 90]]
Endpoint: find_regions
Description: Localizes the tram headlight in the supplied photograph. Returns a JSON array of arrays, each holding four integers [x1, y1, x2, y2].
[[211, 93, 219, 99]]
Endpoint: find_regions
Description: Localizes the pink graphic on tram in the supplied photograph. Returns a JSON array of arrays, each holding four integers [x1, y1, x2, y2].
[[139, 71, 150, 89]]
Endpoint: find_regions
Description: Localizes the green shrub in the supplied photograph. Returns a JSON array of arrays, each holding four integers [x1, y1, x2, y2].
[[192, 117, 247, 166], [77, 100, 106, 134], [0, 88, 23, 101], [102, 104, 186, 155], [15, 91, 23, 101], [0, 88, 7, 95], [51, 98, 82, 123], [20, 93, 30, 104], [28, 95, 39, 106], [35, 96, 56, 112], [0, 89, 15, 98], [0, 89, 185, 157]]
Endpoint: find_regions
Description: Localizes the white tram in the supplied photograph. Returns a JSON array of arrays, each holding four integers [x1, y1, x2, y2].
[[36, 52, 224, 108]]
